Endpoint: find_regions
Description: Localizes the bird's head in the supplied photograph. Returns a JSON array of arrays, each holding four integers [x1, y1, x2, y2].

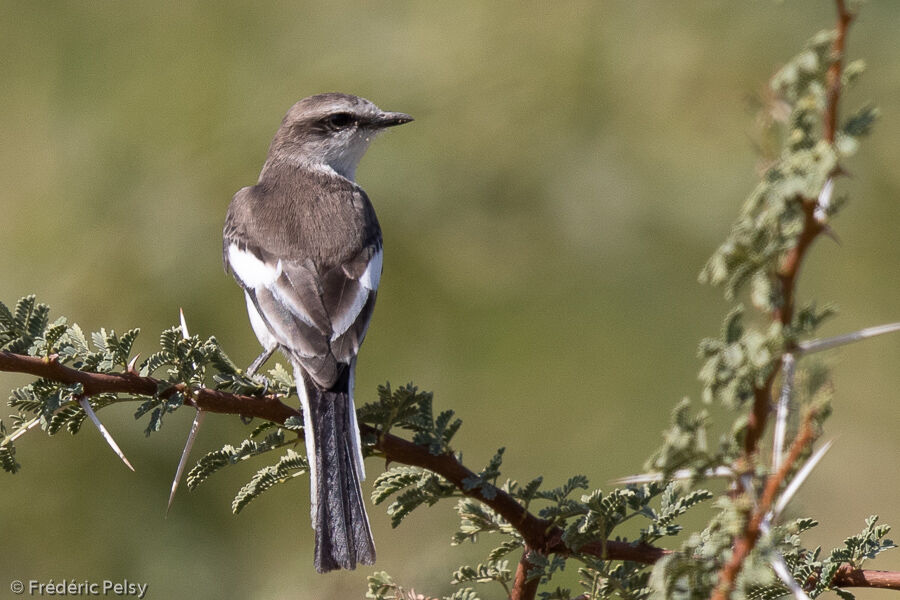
[[266, 93, 413, 181]]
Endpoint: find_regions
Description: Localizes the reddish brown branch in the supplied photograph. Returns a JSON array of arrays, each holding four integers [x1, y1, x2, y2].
[[511, 550, 541, 600], [824, 0, 854, 144], [366, 420, 554, 550], [713, 409, 819, 600], [744, 197, 825, 456], [0, 349, 661, 564], [1, 351, 897, 594], [743, 370, 777, 458], [743, 0, 854, 464], [726, 7, 859, 594], [773, 199, 825, 329], [0, 351, 298, 423], [832, 565, 900, 591]]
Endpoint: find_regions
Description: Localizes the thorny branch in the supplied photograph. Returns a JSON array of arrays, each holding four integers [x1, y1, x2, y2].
[[1, 350, 898, 596], [824, 0, 854, 145], [511, 552, 541, 600], [744, 0, 853, 459], [719, 1, 867, 598], [712, 410, 819, 600]]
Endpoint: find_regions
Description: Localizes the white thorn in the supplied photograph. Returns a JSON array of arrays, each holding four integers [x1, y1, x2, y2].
[[3, 417, 41, 445], [179, 307, 199, 372], [127, 353, 141, 373], [798, 322, 900, 355], [612, 466, 733, 485], [773, 353, 796, 472], [612, 472, 663, 485], [611, 473, 662, 485], [79, 397, 135, 471], [741, 473, 757, 504], [771, 439, 834, 522], [166, 308, 204, 513], [814, 178, 834, 224], [167, 410, 206, 515], [771, 552, 811, 600], [179, 308, 190, 339]]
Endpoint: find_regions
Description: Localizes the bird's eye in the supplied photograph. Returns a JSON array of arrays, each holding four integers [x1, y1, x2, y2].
[[325, 113, 354, 128]]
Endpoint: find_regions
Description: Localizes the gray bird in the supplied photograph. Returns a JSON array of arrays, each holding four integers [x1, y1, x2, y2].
[[223, 93, 412, 572]]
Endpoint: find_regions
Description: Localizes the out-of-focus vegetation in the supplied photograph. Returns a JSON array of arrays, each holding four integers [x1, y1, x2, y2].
[[1, 2, 898, 598]]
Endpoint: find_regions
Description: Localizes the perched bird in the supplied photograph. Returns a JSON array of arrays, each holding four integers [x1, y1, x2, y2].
[[223, 93, 412, 572]]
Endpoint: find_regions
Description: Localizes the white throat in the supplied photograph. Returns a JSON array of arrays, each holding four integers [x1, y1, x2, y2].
[[322, 130, 377, 181]]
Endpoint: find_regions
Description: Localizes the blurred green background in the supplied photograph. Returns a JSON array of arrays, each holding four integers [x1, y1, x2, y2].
[[2, 1, 899, 598]]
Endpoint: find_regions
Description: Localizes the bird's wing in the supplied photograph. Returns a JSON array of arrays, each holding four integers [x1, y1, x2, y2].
[[224, 187, 382, 389]]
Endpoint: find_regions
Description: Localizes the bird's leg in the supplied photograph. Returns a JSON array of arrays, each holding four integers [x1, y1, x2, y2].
[[246, 347, 275, 378], [239, 348, 276, 425]]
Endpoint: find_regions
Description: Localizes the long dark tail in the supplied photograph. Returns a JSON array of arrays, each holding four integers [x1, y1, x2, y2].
[[303, 373, 376, 573]]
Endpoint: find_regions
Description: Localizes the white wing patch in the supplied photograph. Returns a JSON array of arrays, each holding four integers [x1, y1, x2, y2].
[[230, 244, 320, 329], [359, 247, 383, 291], [227, 244, 282, 288], [244, 292, 277, 351], [330, 248, 382, 341], [232, 243, 382, 353], [330, 288, 369, 341]]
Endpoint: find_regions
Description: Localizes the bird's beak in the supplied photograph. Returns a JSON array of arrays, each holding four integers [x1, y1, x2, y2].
[[372, 111, 414, 128]]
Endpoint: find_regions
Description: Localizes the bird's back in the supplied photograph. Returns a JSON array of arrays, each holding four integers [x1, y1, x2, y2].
[[224, 168, 381, 273]]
